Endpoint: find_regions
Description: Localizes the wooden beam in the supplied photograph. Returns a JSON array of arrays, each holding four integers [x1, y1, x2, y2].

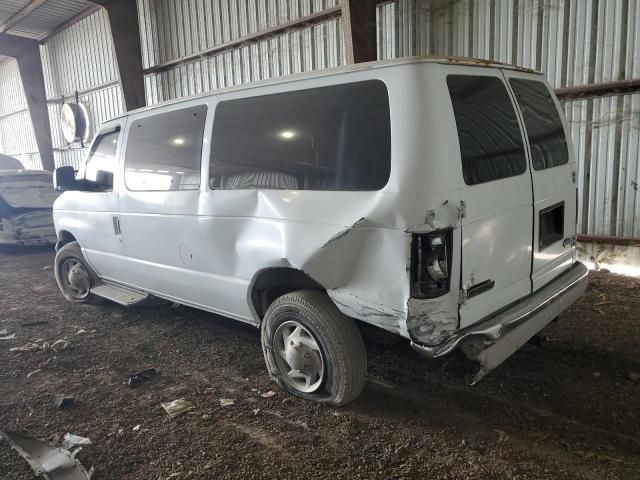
[[577, 234, 640, 247], [555, 79, 640, 100], [341, 0, 377, 64], [0, 0, 50, 33], [0, 33, 55, 171], [102, 0, 146, 111]]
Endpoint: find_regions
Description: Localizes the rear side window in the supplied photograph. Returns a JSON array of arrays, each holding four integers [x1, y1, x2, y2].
[[83, 129, 119, 186], [210, 81, 391, 191], [510, 79, 569, 170], [447, 75, 527, 185], [125, 105, 207, 191]]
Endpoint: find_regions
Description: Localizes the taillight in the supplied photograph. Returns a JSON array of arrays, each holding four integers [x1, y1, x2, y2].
[[410, 229, 453, 299]]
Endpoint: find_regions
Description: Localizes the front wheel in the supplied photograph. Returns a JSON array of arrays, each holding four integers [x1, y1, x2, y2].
[[261, 290, 367, 406], [54, 241, 101, 304]]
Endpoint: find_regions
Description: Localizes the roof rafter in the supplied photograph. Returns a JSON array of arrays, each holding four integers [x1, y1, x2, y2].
[[0, 0, 51, 33]]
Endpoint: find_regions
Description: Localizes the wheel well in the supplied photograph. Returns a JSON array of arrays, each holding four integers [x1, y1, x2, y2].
[[251, 268, 324, 319], [57, 230, 77, 246]]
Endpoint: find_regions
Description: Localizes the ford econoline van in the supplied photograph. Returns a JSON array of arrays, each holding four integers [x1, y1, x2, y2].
[[52, 57, 588, 406]]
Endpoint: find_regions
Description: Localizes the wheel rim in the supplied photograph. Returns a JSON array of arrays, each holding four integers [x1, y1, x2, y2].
[[273, 320, 325, 394], [60, 258, 91, 300]]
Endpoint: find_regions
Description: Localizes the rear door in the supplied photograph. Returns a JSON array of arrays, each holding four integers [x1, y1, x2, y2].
[[504, 71, 577, 291], [447, 71, 534, 328]]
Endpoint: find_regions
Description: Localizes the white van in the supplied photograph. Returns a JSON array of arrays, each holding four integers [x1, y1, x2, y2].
[[53, 57, 588, 406]]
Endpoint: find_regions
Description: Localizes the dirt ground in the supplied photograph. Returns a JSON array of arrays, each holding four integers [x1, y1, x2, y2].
[[0, 247, 638, 480]]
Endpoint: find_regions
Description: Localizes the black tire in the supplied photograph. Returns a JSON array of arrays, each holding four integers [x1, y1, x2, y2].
[[54, 241, 102, 304], [261, 290, 367, 406]]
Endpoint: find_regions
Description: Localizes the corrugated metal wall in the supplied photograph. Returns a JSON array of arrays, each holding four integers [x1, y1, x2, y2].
[[0, 0, 638, 238], [138, 0, 344, 104], [379, 0, 640, 238]]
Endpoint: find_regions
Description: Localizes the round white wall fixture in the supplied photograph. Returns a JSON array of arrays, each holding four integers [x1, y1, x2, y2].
[[60, 102, 91, 144]]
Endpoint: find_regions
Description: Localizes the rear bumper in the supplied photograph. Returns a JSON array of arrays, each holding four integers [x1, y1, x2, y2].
[[0, 215, 56, 245], [411, 262, 589, 381]]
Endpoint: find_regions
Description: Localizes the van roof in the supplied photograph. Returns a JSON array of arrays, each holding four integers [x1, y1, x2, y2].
[[110, 56, 542, 121]]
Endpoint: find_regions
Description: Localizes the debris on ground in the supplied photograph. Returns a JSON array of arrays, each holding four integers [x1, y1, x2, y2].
[[260, 391, 276, 398], [132, 425, 141, 432], [26, 369, 41, 378], [61, 433, 92, 450], [20, 320, 48, 327], [55, 394, 75, 409], [126, 368, 157, 388], [219, 398, 235, 407], [76, 329, 86, 335], [0, 430, 93, 479], [9, 342, 40, 353], [0, 332, 15, 340], [51, 339, 71, 351], [161, 398, 195, 418]]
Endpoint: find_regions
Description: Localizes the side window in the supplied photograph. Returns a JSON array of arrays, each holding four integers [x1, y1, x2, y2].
[[125, 105, 207, 191], [210, 80, 391, 191], [510, 79, 569, 170], [447, 75, 527, 186], [83, 129, 120, 188]]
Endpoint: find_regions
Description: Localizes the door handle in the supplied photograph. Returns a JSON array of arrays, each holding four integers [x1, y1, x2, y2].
[[112, 216, 122, 235]]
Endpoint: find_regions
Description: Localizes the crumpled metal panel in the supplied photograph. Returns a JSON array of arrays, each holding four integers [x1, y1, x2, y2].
[[0, 431, 92, 480]]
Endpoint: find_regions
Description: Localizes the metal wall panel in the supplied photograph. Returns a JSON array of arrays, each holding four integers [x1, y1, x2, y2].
[[0, 59, 27, 116], [140, 0, 344, 104], [378, 0, 640, 238]]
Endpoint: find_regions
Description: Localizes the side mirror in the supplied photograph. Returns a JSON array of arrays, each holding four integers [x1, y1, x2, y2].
[[53, 166, 78, 191], [94, 170, 113, 189]]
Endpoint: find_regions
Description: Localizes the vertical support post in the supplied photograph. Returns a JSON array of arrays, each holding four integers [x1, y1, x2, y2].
[[0, 33, 55, 171], [341, 0, 378, 64], [102, 0, 146, 111]]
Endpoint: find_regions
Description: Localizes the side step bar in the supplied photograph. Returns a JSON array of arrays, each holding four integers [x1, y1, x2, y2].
[[91, 282, 149, 306]]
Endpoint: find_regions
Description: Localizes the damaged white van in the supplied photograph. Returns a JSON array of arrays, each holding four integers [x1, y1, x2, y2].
[[53, 57, 588, 405]]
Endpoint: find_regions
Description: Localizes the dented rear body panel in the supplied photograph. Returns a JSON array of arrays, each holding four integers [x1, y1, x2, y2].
[[0, 169, 58, 245], [53, 57, 586, 378]]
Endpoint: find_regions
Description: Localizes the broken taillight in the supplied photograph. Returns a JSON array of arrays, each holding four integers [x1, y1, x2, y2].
[[410, 229, 453, 299]]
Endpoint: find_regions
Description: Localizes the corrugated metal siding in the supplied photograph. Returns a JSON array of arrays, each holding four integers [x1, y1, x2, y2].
[[378, 0, 640, 237], [41, 9, 118, 99], [139, 0, 344, 104]]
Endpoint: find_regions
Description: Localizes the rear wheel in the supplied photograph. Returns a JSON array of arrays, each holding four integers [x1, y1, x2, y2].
[[261, 290, 366, 406], [54, 241, 101, 304]]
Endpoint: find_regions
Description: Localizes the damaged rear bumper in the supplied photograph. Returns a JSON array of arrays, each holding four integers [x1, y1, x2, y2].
[[0, 212, 56, 245], [411, 262, 589, 381]]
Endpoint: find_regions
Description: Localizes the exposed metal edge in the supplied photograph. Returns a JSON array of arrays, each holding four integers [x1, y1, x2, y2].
[[555, 79, 640, 100], [411, 262, 589, 358], [577, 234, 640, 247]]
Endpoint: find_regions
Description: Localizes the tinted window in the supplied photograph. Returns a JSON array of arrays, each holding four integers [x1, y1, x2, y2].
[[447, 75, 527, 185], [210, 81, 390, 191], [83, 129, 119, 186], [510, 79, 569, 170], [125, 105, 207, 191]]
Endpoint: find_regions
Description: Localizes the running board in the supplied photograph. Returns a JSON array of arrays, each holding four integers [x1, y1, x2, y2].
[[91, 282, 149, 306]]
